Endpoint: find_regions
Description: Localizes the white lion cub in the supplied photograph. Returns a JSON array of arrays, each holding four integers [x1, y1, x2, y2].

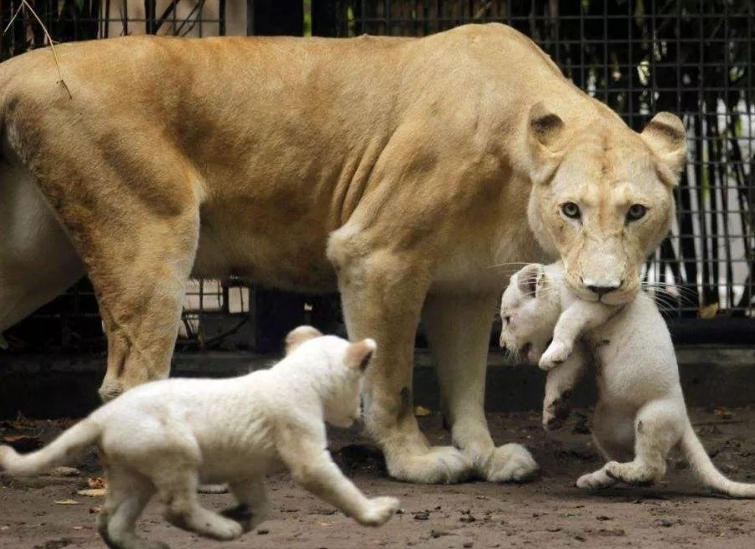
[[0, 326, 400, 549], [500, 263, 755, 497]]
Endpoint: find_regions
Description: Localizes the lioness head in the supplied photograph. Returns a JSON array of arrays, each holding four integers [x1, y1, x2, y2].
[[525, 103, 686, 305]]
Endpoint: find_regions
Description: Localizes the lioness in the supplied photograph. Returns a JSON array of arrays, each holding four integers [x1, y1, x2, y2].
[[0, 23, 686, 484], [0, 326, 400, 549], [499, 263, 755, 497]]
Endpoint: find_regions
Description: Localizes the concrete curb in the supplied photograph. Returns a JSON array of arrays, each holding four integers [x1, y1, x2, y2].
[[0, 346, 753, 418]]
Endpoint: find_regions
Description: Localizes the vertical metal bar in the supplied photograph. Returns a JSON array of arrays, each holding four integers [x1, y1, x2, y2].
[[603, 0, 608, 104], [144, 0, 156, 34], [246, 0, 254, 35]]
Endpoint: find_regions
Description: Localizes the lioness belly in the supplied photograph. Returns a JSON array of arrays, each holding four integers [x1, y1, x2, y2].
[[192, 201, 337, 292]]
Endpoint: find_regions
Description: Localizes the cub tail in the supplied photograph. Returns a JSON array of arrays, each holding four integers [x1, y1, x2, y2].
[[681, 421, 755, 498], [0, 419, 101, 477]]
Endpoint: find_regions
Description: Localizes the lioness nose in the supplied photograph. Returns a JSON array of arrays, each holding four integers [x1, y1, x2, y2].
[[586, 283, 621, 296]]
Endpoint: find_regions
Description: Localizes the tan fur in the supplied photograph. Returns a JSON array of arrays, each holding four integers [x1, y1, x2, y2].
[[0, 24, 685, 484]]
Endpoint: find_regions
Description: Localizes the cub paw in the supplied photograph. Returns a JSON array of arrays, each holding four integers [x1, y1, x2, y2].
[[539, 340, 572, 370], [542, 392, 572, 431], [605, 461, 657, 486], [576, 471, 614, 490], [209, 517, 244, 540], [221, 504, 254, 532], [357, 497, 401, 526]]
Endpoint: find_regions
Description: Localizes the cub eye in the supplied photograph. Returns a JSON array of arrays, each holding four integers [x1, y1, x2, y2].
[[626, 204, 647, 222], [561, 202, 581, 220], [503, 315, 511, 325]]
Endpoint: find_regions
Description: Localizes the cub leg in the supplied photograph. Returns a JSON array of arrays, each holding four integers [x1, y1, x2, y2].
[[576, 400, 635, 490], [328, 241, 468, 484], [223, 477, 271, 533], [423, 292, 537, 482], [277, 428, 399, 526], [97, 467, 164, 549], [154, 468, 243, 540], [540, 300, 618, 369], [604, 398, 685, 486], [542, 347, 588, 431]]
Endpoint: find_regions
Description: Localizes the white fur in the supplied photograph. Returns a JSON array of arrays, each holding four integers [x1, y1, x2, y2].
[[500, 263, 755, 497], [0, 327, 399, 549]]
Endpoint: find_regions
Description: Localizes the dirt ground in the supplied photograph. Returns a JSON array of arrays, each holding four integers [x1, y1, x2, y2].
[[2, 407, 755, 549]]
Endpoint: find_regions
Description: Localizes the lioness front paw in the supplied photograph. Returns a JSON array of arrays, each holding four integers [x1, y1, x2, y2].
[[357, 497, 401, 526], [539, 340, 572, 370], [385, 445, 471, 484], [484, 443, 538, 483]]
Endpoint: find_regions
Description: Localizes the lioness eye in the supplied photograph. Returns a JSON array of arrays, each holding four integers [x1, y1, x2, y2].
[[561, 202, 581, 220], [627, 204, 647, 221]]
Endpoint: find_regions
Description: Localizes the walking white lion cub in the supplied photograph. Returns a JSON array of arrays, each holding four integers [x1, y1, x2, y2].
[[0, 326, 400, 549], [499, 262, 755, 497]]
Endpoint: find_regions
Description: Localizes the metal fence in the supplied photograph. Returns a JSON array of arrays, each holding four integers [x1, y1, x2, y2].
[[2, 0, 753, 353]]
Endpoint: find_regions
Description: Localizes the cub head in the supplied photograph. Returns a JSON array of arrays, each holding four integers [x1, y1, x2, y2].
[[284, 326, 376, 429], [526, 103, 686, 305], [499, 263, 562, 364]]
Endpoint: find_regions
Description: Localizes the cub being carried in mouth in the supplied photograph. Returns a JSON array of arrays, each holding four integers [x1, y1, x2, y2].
[[499, 262, 755, 497], [0, 327, 400, 549]]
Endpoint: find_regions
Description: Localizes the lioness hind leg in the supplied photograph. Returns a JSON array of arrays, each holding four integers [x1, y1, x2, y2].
[[604, 399, 684, 486], [92, 213, 198, 400], [328, 239, 468, 484], [21, 129, 201, 401], [423, 292, 537, 483]]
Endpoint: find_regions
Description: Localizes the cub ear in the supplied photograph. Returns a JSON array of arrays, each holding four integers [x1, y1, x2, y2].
[[517, 264, 545, 297], [640, 112, 687, 187], [528, 102, 566, 183], [344, 339, 377, 372], [284, 325, 323, 355]]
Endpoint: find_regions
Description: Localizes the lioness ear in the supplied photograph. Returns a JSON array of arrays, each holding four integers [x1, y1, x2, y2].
[[344, 339, 377, 372], [517, 264, 545, 297], [640, 112, 687, 187], [284, 325, 323, 355], [528, 103, 566, 183], [529, 102, 565, 150]]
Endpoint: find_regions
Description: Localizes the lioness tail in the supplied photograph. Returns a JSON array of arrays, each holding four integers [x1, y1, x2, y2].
[[682, 421, 755, 498], [0, 419, 100, 477]]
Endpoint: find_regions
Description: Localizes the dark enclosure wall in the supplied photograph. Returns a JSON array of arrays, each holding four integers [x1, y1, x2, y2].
[[1, 0, 753, 354]]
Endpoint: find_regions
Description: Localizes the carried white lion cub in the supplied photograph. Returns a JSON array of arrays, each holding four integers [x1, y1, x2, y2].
[[500, 262, 755, 497], [0, 326, 400, 549]]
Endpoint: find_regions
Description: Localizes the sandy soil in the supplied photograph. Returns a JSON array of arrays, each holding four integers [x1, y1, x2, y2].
[[2, 407, 755, 549]]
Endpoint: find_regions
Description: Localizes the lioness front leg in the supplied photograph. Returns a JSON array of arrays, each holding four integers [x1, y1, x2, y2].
[[328, 237, 469, 483], [423, 292, 537, 482]]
